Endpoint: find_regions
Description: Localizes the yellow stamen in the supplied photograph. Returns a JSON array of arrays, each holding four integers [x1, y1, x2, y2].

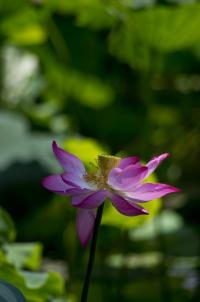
[[98, 154, 121, 180]]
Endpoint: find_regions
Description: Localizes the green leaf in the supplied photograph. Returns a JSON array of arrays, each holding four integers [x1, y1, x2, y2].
[[0, 111, 57, 171], [129, 210, 184, 241], [4, 243, 43, 270], [0, 208, 16, 244], [0, 8, 47, 45], [65, 70, 114, 109], [45, 0, 116, 29], [64, 137, 107, 165], [109, 3, 200, 70], [10, 25, 47, 45], [0, 209, 66, 301], [2, 46, 43, 104], [0, 266, 65, 302], [21, 271, 64, 293], [0, 249, 11, 265], [107, 251, 162, 269]]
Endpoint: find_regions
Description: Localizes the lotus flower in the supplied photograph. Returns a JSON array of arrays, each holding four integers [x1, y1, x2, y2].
[[42, 141, 179, 246]]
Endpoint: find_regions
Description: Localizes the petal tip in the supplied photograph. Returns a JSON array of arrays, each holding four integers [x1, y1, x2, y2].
[[163, 153, 170, 159], [41, 176, 58, 193], [172, 187, 181, 193], [142, 208, 149, 215], [165, 184, 181, 193], [41, 176, 49, 189]]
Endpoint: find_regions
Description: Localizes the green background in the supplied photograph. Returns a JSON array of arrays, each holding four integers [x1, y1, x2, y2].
[[0, 0, 199, 301]]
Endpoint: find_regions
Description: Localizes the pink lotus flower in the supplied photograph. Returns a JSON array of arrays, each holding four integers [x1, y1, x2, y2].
[[42, 141, 179, 246]]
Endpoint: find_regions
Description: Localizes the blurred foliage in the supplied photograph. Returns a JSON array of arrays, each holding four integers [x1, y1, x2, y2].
[[109, 3, 200, 70], [4, 243, 43, 270], [0, 208, 16, 244], [0, 0, 200, 301], [64, 137, 107, 165], [0, 208, 68, 302]]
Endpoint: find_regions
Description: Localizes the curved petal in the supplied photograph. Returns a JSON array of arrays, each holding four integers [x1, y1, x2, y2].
[[118, 156, 140, 169], [145, 153, 169, 177], [76, 209, 96, 247], [52, 141, 85, 175], [42, 174, 72, 195], [72, 190, 109, 209], [62, 172, 96, 190], [125, 183, 180, 201], [110, 194, 148, 216], [108, 166, 148, 190]]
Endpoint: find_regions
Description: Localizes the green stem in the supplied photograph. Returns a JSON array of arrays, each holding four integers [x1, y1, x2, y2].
[[80, 203, 104, 302]]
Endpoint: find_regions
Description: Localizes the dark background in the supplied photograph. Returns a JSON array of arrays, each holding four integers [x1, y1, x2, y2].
[[0, 0, 200, 301]]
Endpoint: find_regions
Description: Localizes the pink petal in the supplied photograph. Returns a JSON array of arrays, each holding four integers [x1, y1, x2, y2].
[[72, 190, 109, 209], [76, 209, 96, 247], [62, 172, 95, 190], [108, 166, 148, 190], [42, 174, 72, 195], [65, 188, 91, 195], [110, 194, 148, 216], [119, 156, 140, 169], [145, 153, 169, 177], [52, 141, 85, 175], [125, 182, 180, 201]]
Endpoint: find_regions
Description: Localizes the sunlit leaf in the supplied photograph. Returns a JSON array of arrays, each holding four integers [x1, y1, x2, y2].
[[4, 243, 43, 270], [0, 266, 65, 302], [0, 111, 57, 171], [0, 208, 16, 244], [64, 137, 107, 165], [2, 46, 42, 104], [109, 3, 200, 70], [107, 251, 162, 269], [66, 71, 114, 109], [45, 0, 116, 29], [0, 8, 46, 45], [129, 210, 184, 241], [0, 249, 11, 265], [0, 208, 67, 301], [10, 25, 46, 45]]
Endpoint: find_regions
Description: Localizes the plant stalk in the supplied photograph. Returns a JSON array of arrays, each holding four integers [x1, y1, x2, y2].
[[80, 203, 104, 302]]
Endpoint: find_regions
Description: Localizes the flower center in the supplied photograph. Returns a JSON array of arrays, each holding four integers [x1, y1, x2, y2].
[[84, 155, 121, 189], [98, 154, 121, 180]]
